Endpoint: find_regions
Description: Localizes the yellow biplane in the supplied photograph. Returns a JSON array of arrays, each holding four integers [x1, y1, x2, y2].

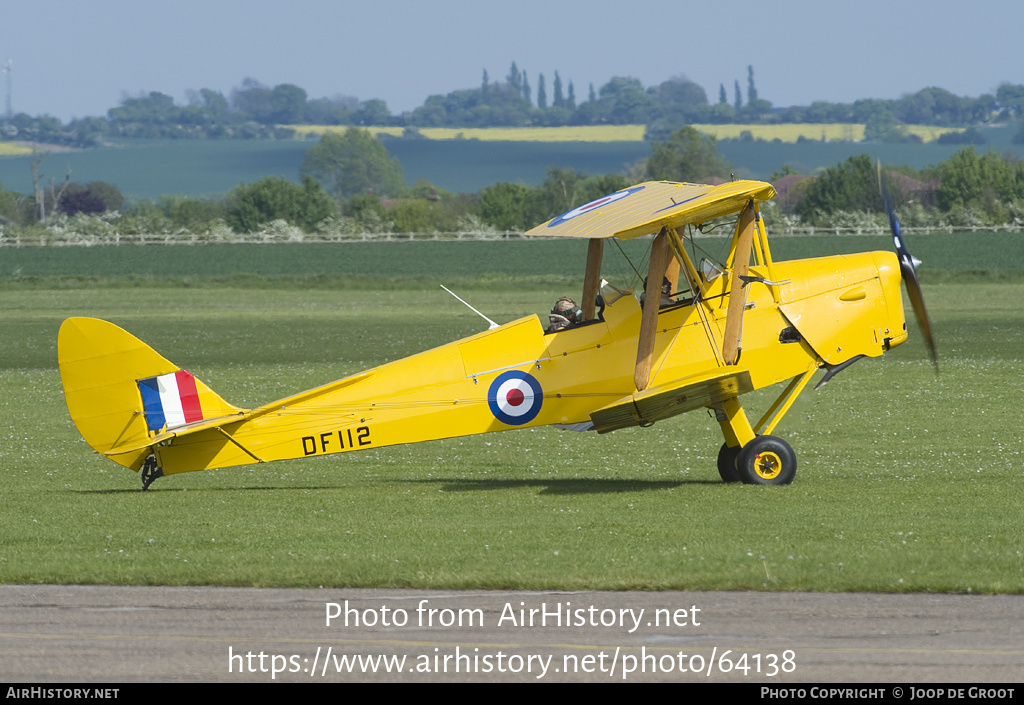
[[58, 173, 936, 489]]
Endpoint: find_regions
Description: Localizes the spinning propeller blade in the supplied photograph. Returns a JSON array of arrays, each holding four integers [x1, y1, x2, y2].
[[878, 161, 938, 370]]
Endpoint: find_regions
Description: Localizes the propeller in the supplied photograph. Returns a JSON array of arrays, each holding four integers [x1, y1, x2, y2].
[[878, 161, 938, 370]]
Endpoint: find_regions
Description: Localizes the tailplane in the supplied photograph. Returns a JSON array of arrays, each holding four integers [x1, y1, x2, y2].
[[58, 318, 242, 473]]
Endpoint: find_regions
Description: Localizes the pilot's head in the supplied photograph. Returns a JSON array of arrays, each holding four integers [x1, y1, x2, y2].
[[548, 296, 581, 331]]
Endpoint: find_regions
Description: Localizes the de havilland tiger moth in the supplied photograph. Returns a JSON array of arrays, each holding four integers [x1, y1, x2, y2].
[[58, 169, 936, 489]]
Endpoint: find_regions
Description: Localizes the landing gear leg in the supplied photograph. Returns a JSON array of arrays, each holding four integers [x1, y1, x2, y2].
[[713, 397, 796, 484], [714, 398, 756, 483], [140, 454, 163, 491]]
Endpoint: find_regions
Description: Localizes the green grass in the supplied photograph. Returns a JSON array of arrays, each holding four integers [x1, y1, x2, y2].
[[2, 269, 1022, 592], [3, 232, 1024, 298]]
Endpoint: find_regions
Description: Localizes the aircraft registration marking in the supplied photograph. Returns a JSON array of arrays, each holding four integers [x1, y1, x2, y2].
[[301, 426, 371, 456]]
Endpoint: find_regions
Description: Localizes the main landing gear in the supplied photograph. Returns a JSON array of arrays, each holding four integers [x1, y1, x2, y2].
[[715, 391, 802, 485], [718, 436, 797, 485]]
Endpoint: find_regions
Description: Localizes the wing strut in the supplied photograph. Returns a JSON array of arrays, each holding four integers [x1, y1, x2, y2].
[[581, 239, 604, 321], [722, 201, 757, 365], [634, 228, 672, 391]]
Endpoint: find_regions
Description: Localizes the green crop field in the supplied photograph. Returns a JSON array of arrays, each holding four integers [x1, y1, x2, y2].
[[2, 124, 1020, 199], [0, 139, 652, 200], [1, 236, 1022, 591], [4, 230, 1024, 285]]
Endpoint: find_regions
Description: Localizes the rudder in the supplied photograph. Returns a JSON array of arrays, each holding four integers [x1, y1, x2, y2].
[[58, 317, 241, 472]]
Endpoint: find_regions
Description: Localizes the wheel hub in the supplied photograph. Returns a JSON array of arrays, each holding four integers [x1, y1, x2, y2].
[[753, 451, 782, 480]]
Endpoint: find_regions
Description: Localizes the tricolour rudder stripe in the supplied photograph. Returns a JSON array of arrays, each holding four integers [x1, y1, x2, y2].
[[137, 370, 206, 431], [176, 370, 203, 423], [58, 318, 241, 472], [138, 376, 167, 431]]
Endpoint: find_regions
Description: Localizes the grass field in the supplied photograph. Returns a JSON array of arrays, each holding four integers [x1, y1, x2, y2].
[[1, 236, 1022, 592], [4, 230, 1024, 284]]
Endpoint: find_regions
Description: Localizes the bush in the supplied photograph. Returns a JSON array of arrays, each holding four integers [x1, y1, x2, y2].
[[225, 176, 337, 233], [58, 181, 124, 216]]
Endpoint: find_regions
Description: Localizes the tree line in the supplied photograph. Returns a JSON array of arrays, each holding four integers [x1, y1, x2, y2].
[[4, 64, 1024, 147], [2, 126, 1022, 239]]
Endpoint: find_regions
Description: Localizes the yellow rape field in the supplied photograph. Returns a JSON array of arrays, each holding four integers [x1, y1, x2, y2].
[[289, 123, 964, 144], [690, 124, 962, 143], [0, 142, 34, 156]]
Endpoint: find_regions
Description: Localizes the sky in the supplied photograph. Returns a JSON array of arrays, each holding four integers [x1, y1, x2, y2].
[[2, 0, 1023, 122]]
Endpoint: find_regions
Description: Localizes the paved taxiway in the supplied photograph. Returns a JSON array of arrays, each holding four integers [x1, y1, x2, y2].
[[2, 586, 1022, 682]]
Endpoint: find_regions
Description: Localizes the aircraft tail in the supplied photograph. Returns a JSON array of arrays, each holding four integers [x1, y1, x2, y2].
[[58, 317, 243, 472]]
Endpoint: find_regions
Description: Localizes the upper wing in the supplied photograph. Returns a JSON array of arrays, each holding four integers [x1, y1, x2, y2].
[[525, 180, 776, 241]]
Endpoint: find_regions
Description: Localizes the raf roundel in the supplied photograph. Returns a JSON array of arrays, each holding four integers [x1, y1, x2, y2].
[[487, 371, 543, 426], [546, 186, 646, 227]]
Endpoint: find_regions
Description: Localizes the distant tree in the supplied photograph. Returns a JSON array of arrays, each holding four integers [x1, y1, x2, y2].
[[850, 98, 892, 124], [718, 84, 727, 104], [537, 73, 547, 110], [894, 87, 967, 125], [305, 95, 358, 125], [588, 83, 597, 103], [553, 72, 564, 109], [599, 76, 657, 124], [743, 97, 773, 122], [996, 83, 1024, 118], [481, 69, 489, 97], [971, 94, 997, 123], [300, 128, 405, 199], [935, 147, 1024, 220], [578, 173, 629, 204], [478, 181, 534, 231], [58, 181, 124, 215], [531, 167, 588, 222], [156, 194, 226, 230], [567, 81, 576, 111], [352, 99, 392, 126], [747, 65, 758, 103], [650, 77, 709, 124], [803, 101, 851, 123], [270, 84, 308, 124], [226, 175, 336, 232], [0, 180, 25, 225], [522, 71, 531, 104], [409, 82, 533, 127], [107, 92, 184, 137], [768, 165, 800, 182], [183, 88, 229, 125], [864, 108, 911, 142], [507, 62, 522, 93], [794, 154, 883, 222], [646, 126, 730, 182], [231, 78, 275, 122], [734, 80, 743, 112]]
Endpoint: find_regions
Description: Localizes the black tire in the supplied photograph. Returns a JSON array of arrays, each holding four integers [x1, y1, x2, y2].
[[736, 436, 797, 485], [717, 443, 742, 483]]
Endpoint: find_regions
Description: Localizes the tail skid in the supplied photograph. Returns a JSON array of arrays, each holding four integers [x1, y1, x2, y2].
[[58, 318, 244, 477]]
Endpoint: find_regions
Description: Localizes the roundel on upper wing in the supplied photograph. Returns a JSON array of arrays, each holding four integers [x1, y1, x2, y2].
[[487, 371, 543, 426], [546, 186, 646, 228]]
